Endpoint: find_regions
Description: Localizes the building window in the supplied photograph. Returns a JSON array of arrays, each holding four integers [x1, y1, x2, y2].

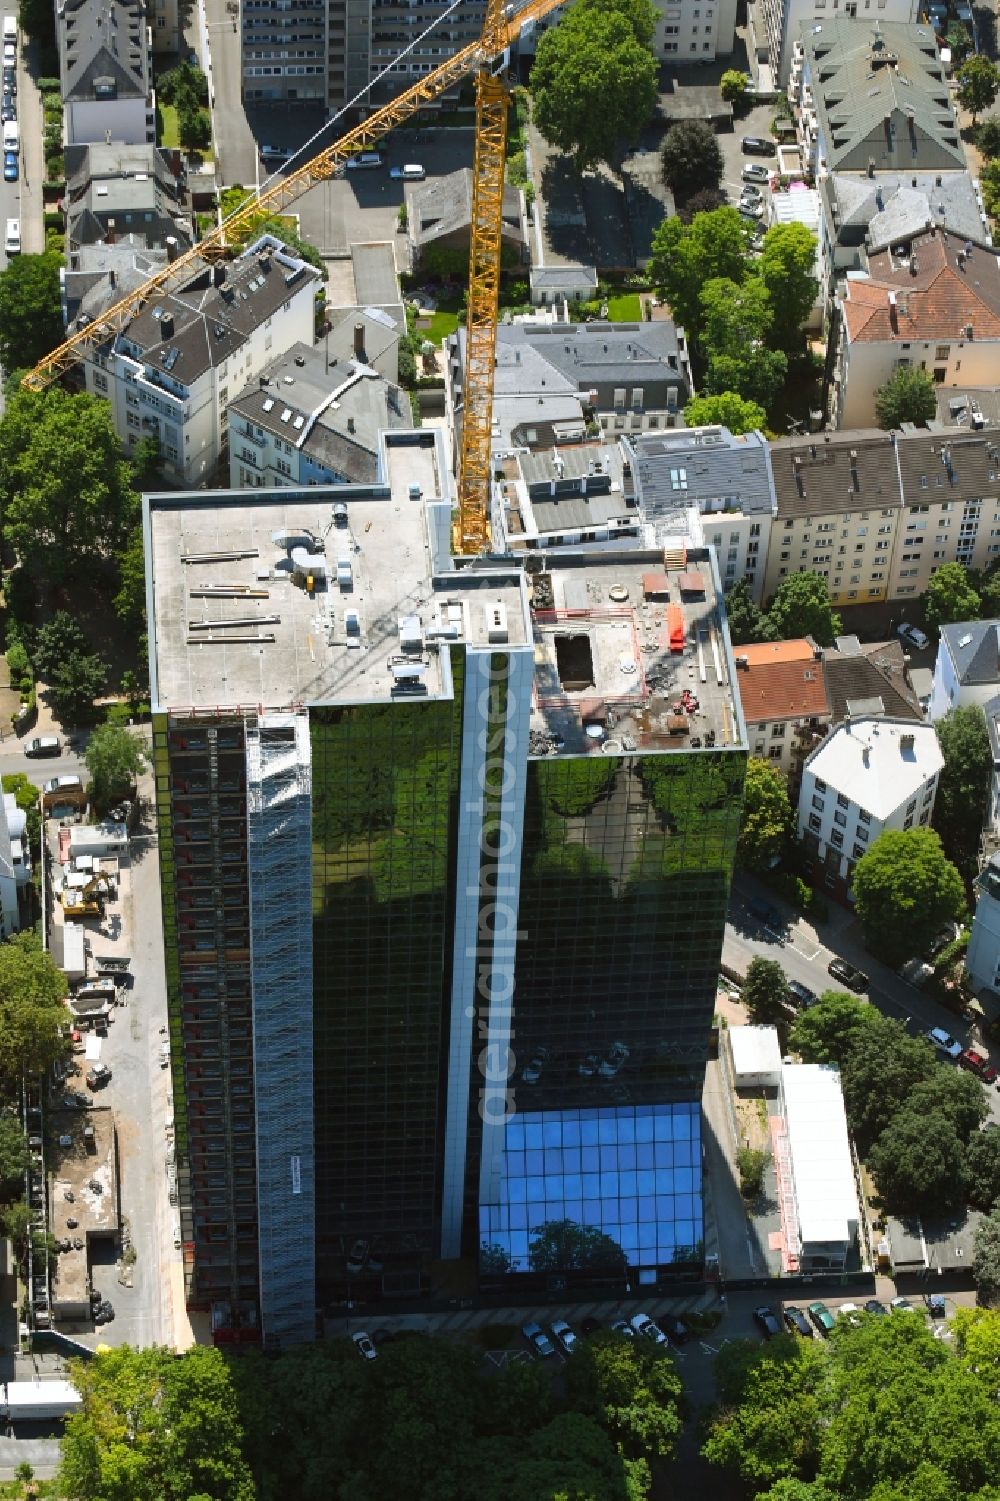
[[834, 810, 847, 827], [904, 815, 913, 829], [769, 745, 782, 759], [771, 723, 785, 738], [837, 792, 849, 808], [815, 778, 827, 793], [809, 813, 822, 831], [831, 829, 844, 848], [858, 809, 871, 824], [812, 794, 824, 810], [852, 843, 866, 859]]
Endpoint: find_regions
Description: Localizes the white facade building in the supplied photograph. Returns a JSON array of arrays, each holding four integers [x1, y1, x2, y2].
[[730, 1025, 783, 1089], [759, 0, 918, 87], [930, 620, 1000, 722], [798, 716, 943, 899], [82, 235, 321, 487], [59, 0, 155, 148], [780, 1063, 860, 1271], [654, 0, 738, 62]]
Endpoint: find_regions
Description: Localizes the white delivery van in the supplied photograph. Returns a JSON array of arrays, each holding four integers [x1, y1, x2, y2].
[[2, 17, 16, 46], [4, 217, 19, 255], [3, 119, 18, 153]]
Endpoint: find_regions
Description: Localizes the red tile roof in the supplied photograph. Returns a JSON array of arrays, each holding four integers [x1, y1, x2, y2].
[[738, 638, 816, 666], [737, 659, 830, 724], [843, 230, 1000, 344]]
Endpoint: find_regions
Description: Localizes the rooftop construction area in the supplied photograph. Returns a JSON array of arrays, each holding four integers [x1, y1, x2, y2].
[[527, 551, 746, 757], [146, 441, 529, 712], [49, 1106, 118, 1321]]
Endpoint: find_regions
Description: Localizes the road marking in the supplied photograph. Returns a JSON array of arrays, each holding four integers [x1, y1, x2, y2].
[[700, 1341, 719, 1354]]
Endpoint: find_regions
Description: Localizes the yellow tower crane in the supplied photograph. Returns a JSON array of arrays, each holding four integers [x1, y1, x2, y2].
[[23, 0, 566, 551]]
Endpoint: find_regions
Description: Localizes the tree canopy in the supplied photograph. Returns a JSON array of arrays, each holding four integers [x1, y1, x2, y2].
[[660, 120, 723, 205], [738, 757, 794, 871], [852, 828, 965, 967], [742, 956, 792, 1025], [766, 571, 842, 646], [874, 366, 938, 430], [530, 1, 658, 172], [965, 1126, 1000, 1211], [788, 990, 874, 1066], [974, 1210, 1000, 1306], [932, 704, 993, 880], [724, 579, 776, 645], [0, 252, 64, 374], [85, 724, 148, 809], [924, 561, 982, 631], [720, 69, 748, 104], [700, 275, 788, 408], [684, 391, 766, 434], [0, 932, 68, 1084], [756, 223, 817, 351], [868, 1106, 967, 1213], [648, 207, 752, 332], [956, 55, 1000, 125], [0, 387, 139, 583]]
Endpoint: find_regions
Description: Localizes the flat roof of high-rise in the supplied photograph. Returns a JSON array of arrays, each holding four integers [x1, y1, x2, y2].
[[145, 432, 530, 714], [528, 548, 747, 757]]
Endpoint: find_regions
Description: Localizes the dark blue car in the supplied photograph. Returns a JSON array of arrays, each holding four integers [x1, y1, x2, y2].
[[3, 149, 17, 181]]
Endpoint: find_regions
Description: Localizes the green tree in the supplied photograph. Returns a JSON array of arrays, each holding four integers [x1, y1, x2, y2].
[[703, 1336, 827, 1490], [660, 120, 723, 205], [965, 1126, 1000, 1211], [956, 55, 1000, 126], [60, 1345, 255, 1501], [47, 651, 109, 724], [839, 1014, 936, 1151], [528, 1219, 626, 1271], [874, 366, 937, 429], [0, 1112, 30, 1199], [852, 828, 965, 967], [757, 222, 818, 351], [648, 207, 752, 333], [953, 1305, 1000, 1385], [178, 102, 212, 153], [975, 1208, 1000, 1306], [738, 757, 794, 871], [0, 388, 139, 582], [564, 1328, 684, 1463], [788, 990, 874, 1065], [700, 275, 788, 408], [157, 58, 209, 109], [0, 252, 64, 374], [924, 560, 982, 631], [947, 21, 973, 61], [978, 118, 1000, 159], [32, 611, 87, 679], [869, 1107, 966, 1213], [0, 932, 68, 1084], [684, 391, 766, 433], [678, 186, 728, 222], [530, 5, 658, 172], [907, 1068, 987, 1145], [742, 956, 792, 1024], [720, 68, 748, 104], [933, 703, 993, 879], [724, 578, 776, 645], [85, 724, 148, 809], [737, 1146, 768, 1198], [766, 571, 842, 646]]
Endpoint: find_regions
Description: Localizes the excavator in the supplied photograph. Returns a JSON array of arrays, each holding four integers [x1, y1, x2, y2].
[[22, 0, 573, 553], [62, 874, 112, 920]]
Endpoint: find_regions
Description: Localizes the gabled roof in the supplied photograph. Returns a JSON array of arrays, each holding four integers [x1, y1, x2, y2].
[[939, 619, 1000, 686], [737, 657, 829, 724], [60, 0, 148, 101], [769, 430, 900, 517], [842, 229, 1000, 344], [630, 426, 775, 521], [895, 428, 1000, 507], [822, 638, 923, 722], [411, 168, 523, 248]]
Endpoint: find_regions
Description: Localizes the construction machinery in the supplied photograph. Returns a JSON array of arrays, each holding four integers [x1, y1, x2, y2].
[[62, 874, 112, 920], [23, 0, 569, 553]]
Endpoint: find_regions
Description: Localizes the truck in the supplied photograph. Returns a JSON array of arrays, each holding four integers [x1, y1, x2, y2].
[[0, 1379, 82, 1423]]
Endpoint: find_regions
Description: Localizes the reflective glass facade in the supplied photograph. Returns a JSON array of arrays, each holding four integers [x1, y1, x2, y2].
[[480, 1103, 703, 1273], [310, 660, 464, 1297]]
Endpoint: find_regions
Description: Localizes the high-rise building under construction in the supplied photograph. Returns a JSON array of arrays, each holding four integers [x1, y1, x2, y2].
[[146, 427, 748, 1348]]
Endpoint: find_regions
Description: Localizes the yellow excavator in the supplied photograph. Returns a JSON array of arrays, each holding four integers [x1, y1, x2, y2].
[[22, 0, 571, 554], [63, 874, 112, 919]]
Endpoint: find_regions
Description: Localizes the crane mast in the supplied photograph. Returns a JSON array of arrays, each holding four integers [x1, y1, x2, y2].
[[23, 0, 564, 548]]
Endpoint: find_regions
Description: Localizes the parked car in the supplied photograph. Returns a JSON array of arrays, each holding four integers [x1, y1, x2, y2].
[[960, 1047, 998, 1083], [739, 183, 764, 202], [1, 97, 13, 123], [2, 148, 15, 181], [611, 1318, 635, 1339], [927, 1026, 963, 1060], [808, 1301, 836, 1335], [2, 66, 14, 94], [754, 1305, 782, 1339], [578, 1052, 601, 1077], [352, 1330, 377, 1361], [828, 957, 868, 992], [837, 1302, 862, 1326], [788, 979, 818, 1009], [897, 622, 930, 651], [658, 1315, 689, 1344], [741, 162, 770, 182], [864, 1299, 888, 1316], [85, 1064, 111, 1090], [783, 1305, 813, 1337], [631, 1312, 668, 1345], [550, 1319, 579, 1355], [581, 1316, 602, 1336], [739, 201, 765, 220], [925, 1292, 946, 1318], [521, 1047, 550, 1084], [742, 135, 776, 156], [24, 735, 60, 757], [390, 163, 426, 180], [522, 1321, 556, 1357], [890, 1296, 916, 1313], [749, 896, 782, 929]]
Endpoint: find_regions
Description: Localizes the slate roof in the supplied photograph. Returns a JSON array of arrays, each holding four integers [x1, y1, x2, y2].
[[737, 658, 829, 723], [823, 638, 923, 722], [325, 305, 404, 371], [801, 19, 962, 174], [895, 427, 1000, 507], [118, 235, 321, 388], [629, 427, 775, 520], [60, 0, 148, 101], [411, 168, 523, 248], [769, 430, 900, 518], [939, 619, 1000, 686], [842, 230, 1000, 343], [65, 142, 181, 201], [65, 238, 166, 327], [448, 321, 689, 407], [227, 342, 411, 483], [529, 264, 598, 292]]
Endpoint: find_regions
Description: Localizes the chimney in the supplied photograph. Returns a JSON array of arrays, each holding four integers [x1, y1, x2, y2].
[[353, 322, 366, 359], [909, 253, 918, 276], [106, 219, 116, 245], [165, 235, 178, 262], [213, 262, 226, 286], [347, 416, 356, 434], [964, 323, 974, 340], [862, 744, 870, 766], [887, 290, 899, 333], [108, 268, 116, 289], [161, 311, 174, 338]]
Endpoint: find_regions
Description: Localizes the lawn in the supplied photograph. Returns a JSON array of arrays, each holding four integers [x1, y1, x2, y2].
[[607, 292, 643, 322], [158, 102, 179, 149], [416, 309, 462, 344]]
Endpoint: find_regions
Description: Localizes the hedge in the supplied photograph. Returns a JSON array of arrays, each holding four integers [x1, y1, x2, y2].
[[43, 210, 64, 230]]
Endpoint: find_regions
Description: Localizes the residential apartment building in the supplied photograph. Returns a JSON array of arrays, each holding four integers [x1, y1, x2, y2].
[[64, 142, 189, 254], [628, 426, 776, 602], [798, 716, 942, 899], [764, 430, 902, 605], [492, 441, 636, 552], [653, 0, 738, 62], [82, 234, 321, 487], [891, 429, 1000, 597], [58, 0, 155, 147], [148, 0, 179, 53], [791, 21, 963, 183], [929, 618, 1000, 720], [966, 852, 1000, 1004], [759, 0, 918, 87], [145, 446, 748, 1347], [227, 340, 410, 490], [832, 230, 1000, 427]]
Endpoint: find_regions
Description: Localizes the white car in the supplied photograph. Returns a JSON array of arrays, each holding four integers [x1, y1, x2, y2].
[[352, 1330, 377, 1360], [837, 1302, 862, 1325], [741, 162, 770, 183], [550, 1318, 579, 1355], [630, 1312, 668, 1345], [897, 622, 929, 651], [390, 163, 426, 180], [611, 1318, 635, 1339], [926, 1026, 963, 1060], [522, 1321, 556, 1357]]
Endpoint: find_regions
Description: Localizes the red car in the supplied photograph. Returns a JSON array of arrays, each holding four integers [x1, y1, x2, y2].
[[959, 1048, 998, 1084]]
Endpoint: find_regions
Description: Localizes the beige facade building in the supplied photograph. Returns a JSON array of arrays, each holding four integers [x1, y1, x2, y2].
[[889, 429, 1000, 598]]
